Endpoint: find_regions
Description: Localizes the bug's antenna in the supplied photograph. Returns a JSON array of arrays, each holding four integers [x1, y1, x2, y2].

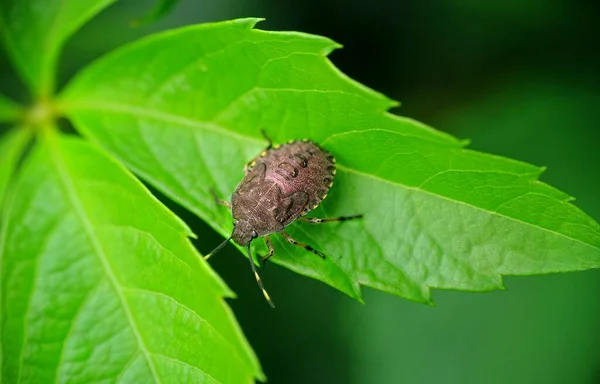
[[247, 243, 275, 308], [204, 235, 232, 261]]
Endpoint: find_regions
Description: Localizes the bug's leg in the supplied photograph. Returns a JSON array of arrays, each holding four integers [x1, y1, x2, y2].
[[280, 231, 325, 260], [260, 235, 275, 270], [209, 188, 231, 208], [298, 214, 363, 224], [246, 243, 275, 308]]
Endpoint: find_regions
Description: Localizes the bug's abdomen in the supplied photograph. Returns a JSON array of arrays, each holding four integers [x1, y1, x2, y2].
[[260, 141, 335, 213]]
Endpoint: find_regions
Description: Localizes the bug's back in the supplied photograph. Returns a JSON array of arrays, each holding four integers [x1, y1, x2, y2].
[[231, 140, 335, 240], [260, 141, 335, 216]]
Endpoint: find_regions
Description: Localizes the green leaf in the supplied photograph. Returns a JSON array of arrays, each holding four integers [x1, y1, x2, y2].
[[0, 94, 22, 122], [60, 18, 600, 304], [0, 128, 30, 204], [0, 130, 263, 383], [0, 0, 117, 96]]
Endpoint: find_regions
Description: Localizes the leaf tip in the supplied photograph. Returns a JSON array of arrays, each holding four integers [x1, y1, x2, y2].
[[342, 280, 363, 303], [496, 277, 507, 291], [235, 17, 266, 30], [320, 40, 343, 56], [223, 289, 238, 299], [387, 98, 401, 110], [419, 286, 434, 306], [460, 138, 472, 147]]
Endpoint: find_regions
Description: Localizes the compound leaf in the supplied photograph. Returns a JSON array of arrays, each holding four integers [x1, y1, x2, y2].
[[0, 129, 262, 383], [60, 18, 600, 304], [0, 0, 117, 96]]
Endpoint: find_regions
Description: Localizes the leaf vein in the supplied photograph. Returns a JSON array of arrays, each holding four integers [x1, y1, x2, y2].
[[122, 287, 249, 370], [47, 134, 163, 383], [150, 353, 221, 384], [53, 281, 102, 383]]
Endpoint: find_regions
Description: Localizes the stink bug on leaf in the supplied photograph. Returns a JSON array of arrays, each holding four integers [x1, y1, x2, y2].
[[205, 131, 362, 308]]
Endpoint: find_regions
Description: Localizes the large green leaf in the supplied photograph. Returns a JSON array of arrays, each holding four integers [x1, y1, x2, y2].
[[60, 18, 600, 304], [0, 0, 117, 96], [0, 130, 262, 383]]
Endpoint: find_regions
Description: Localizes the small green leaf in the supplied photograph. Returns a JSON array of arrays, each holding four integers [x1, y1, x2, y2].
[[0, 94, 22, 122], [60, 18, 600, 304], [0, 0, 117, 96], [0, 130, 263, 383]]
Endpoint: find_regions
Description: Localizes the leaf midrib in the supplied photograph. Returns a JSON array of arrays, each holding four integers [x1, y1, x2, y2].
[[65, 102, 600, 252], [337, 165, 600, 253], [45, 133, 162, 383], [38, 0, 68, 95], [63, 100, 454, 148]]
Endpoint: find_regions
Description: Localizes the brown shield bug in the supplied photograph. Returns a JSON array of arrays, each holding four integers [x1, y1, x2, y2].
[[205, 131, 361, 307]]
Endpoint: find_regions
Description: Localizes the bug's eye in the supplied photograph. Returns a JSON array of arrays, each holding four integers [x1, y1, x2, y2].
[[252, 231, 258, 239]]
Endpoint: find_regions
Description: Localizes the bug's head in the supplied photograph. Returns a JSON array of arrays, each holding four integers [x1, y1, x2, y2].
[[203, 220, 274, 308], [232, 220, 257, 246], [203, 220, 257, 261]]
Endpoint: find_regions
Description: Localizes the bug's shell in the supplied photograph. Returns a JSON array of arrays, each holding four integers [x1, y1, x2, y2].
[[251, 140, 336, 213], [230, 140, 336, 244]]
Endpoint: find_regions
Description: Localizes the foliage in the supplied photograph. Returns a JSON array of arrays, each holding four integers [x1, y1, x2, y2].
[[0, 2, 599, 383], [61, 18, 600, 303]]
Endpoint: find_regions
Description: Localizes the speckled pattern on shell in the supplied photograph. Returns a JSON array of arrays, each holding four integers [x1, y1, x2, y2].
[[229, 139, 337, 244], [251, 140, 335, 213]]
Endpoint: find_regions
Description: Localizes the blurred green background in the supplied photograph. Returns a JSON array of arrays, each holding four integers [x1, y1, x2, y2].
[[3, 1, 599, 383]]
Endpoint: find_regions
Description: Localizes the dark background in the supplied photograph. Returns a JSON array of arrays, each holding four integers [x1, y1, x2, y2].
[[3, 1, 599, 383]]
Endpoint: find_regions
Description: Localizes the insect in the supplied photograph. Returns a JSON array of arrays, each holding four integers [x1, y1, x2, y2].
[[205, 131, 362, 307]]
